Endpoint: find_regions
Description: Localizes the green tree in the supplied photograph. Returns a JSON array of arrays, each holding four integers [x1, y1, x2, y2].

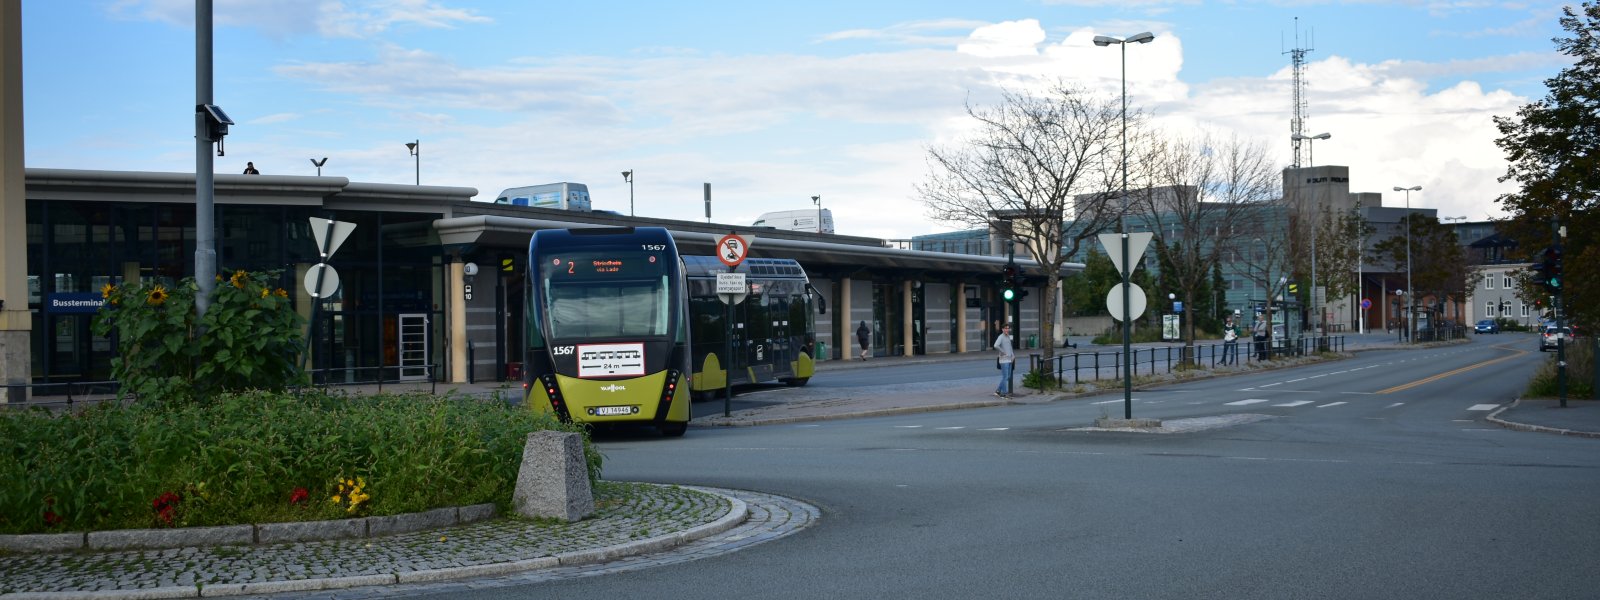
[[1493, 2, 1600, 330], [1369, 217, 1469, 332]]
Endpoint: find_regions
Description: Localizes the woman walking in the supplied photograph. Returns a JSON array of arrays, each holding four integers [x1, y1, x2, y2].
[[856, 321, 871, 361]]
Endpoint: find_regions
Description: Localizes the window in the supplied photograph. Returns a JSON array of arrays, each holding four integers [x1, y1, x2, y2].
[[1486, 302, 1495, 317], [1485, 274, 1494, 290], [1503, 275, 1513, 289], [1521, 304, 1530, 318]]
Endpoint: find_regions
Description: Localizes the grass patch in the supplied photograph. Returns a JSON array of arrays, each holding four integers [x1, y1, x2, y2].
[[1527, 341, 1596, 399], [0, 389, 599, 534]]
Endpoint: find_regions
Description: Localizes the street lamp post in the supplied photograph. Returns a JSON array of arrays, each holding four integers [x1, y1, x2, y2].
[[309, 157, 328, 176], [1094, 30, 1154, 419], [621, 170, 634, 216], [812, 195, 822, 233], [405, 140, 419, 185], [1393, 185, 1421, 342]]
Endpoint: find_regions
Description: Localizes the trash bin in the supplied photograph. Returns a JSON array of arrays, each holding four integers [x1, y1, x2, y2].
[[506, 362, 523, 380], [1027, 334, 1038, 349], [816, 341, 827, 358]]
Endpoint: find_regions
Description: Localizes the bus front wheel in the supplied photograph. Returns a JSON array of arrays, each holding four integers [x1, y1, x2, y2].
[[782, 377, 809, 387]]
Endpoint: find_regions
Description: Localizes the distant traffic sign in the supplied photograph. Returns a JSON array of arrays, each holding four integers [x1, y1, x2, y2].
[[1361, 298, 1372, 309], [717, 233, 751, 268]]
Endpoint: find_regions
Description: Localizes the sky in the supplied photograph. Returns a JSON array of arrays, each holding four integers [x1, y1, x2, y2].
[[19, 1, 1578, 240]]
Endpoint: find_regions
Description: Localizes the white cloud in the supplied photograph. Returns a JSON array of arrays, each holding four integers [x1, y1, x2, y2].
[[243, 17, 1530, 237]]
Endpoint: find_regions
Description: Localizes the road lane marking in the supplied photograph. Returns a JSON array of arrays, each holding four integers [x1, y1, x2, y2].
[[937, 426, 966, 430], [979, 427, 1010, 431], [1287, 378, 1306, 383], [1468, 404, 1500, 411], [1091, 399, 1125, 405], [1317, 402, 1348, 408], [1385, 403, 1405, 409], [1376, 348, 1528, 394], [1309, 374, 1327, 379], [1259, 383, 1282, 388], [1273, 401, 1314, 407], [1225, 399, 1270, 406], [894, 425, 923, 428]]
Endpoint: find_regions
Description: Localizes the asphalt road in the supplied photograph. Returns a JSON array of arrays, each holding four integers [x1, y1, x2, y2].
[[426, 334, 1600, 599]]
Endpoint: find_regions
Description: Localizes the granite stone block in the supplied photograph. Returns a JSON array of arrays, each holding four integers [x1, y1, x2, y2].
[[512, 431, 594, 522], [0, 532, 84, 553], [88, 524, 252, 551], [256, 517, 366, 544], [366, 507, 457, 538]]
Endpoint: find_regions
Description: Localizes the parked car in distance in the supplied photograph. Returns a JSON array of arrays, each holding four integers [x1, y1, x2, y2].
[[1540, 326, 1574, 351], [1475, 319, 1500, 334]]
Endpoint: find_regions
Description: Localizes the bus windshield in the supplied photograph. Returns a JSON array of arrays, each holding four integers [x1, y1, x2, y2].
[[541, 250, 671, 340]]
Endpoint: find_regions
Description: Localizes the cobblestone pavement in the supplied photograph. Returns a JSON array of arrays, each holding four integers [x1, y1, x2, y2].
[[0, 484, 816, 599], [241, 488, 818, 600]]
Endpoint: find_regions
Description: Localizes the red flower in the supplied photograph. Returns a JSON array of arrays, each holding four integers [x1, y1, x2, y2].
[[42, 498, 63, 527], [152, 491, 183, 526], [289, 487, 309, 506]]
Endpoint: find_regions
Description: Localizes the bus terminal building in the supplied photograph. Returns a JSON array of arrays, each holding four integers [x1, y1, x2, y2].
[[3, 168, 1069, 397]]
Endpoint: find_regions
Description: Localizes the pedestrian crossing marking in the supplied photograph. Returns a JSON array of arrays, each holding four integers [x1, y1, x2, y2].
[[1273, 401, 1314, 407], [1317, 402, 1348, 408], [1226, 399, 1270, 406], [1468, 404, 1500, 411]]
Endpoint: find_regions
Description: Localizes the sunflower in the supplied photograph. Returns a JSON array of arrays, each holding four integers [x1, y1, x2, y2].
[[147, 285, 169, 306], [100, 283, 116, 299], [274, 288, 289, 298], [229, 270, 249, 289], [261, 288, 270, 298]]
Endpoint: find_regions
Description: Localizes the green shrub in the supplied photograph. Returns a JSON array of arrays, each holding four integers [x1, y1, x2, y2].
[[0, 390, 599, 534], [1527, 341, 1596, 399], [1023, 369, 1058, 390], [1091, 326, 1166, 345], [92, 270, 307, 405]]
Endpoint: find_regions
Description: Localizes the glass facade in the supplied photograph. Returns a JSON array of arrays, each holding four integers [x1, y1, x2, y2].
[[25, 200, 445, 387]]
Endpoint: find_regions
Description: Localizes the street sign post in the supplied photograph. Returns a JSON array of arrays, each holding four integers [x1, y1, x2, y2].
[[1098, 231, 1154, 420], [717, 233, 751, 268], [715, 271, 750, 417]]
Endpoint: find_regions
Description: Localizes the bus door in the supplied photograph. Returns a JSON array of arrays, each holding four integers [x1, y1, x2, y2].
[[770, 294, 792, 373]]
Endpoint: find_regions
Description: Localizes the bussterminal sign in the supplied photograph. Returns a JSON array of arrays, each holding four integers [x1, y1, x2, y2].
[[47, 293, 106, 314]]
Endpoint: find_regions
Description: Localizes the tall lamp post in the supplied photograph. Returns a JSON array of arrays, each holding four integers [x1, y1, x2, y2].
[[812, 195, 822, 233], [1291, 132, 1330, 167], [621, 170, 634, 216], [310, 157, 328, 176], [1094, 30, 1154, 419], [1393, 185, 1421, 342], [405, 140, 420, 185]]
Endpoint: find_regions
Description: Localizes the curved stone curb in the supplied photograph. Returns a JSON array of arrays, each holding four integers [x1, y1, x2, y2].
[[1487, 398, 1600, 439], [0, 505, 499, 554], [0, 486, 749, 600]]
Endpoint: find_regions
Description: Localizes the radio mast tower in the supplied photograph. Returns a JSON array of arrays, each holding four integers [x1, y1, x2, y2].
[[1285, 18, 1314, 169]]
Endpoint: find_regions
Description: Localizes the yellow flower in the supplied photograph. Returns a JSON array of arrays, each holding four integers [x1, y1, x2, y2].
[[229, 270, 248, 289], [100, 283, 116, 299], [147, 285, 169, 306], [274, 288, 288, 298], [261, 288, 270, 298], [331, 495, 342, 504]]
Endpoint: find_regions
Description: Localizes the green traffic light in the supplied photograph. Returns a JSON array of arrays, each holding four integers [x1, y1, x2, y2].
[[1003, 288, 1016, 301]]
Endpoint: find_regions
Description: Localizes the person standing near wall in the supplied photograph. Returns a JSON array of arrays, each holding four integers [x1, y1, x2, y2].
[[856, 321, 871, 361], [1221, 316, 1239, 365], [993, 323, 1014, 398]]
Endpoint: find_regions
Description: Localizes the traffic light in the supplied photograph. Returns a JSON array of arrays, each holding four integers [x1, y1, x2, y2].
[[1012, 268, 1029, 301], [1001, 264, 1018, 302], [1533, 245, 1563, 293], [501, 256, 515, 272]]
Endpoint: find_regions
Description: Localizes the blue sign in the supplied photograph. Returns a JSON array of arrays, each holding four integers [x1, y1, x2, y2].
[[47, 293, 106, 314], [1173, 301, 1183, 313]]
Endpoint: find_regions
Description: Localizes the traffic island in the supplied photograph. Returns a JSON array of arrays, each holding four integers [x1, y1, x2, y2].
[[1094, 417, 1162, 428]]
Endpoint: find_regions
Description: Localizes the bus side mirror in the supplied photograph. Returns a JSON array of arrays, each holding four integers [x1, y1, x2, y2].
[[806, 283, 827, 315]]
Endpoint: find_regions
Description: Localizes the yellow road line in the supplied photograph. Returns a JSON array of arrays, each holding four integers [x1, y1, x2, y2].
[[1376, 344, 1529, 395]]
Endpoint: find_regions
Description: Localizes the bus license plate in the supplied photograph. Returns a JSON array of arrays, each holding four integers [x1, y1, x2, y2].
[[595, 406, 634, 416]]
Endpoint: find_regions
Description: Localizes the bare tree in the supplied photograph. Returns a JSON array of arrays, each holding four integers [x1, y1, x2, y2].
[[1129, 131, 1279, 364], [1304, 205, 1374, 333], [919, 82, 1127, 368], [1229, 197, 1300, 357]]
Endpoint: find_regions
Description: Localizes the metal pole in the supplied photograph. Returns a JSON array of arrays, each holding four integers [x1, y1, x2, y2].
[[1554, 218, 1566, 407], [724, 300, 733, 417], [1404, 190, 1412, 343], [1119, 42, 1133, 420], [194, 0, 217, 318], [414, 141, 420, 185]]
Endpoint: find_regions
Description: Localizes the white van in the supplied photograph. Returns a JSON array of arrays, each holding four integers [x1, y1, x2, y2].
[[753, 209, 834, 234]]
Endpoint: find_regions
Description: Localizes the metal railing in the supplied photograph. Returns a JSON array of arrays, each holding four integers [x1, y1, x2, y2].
[[300, 364, 439, 396], [1026, 335, 1347, 388], [0, 380, 124, 410]]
